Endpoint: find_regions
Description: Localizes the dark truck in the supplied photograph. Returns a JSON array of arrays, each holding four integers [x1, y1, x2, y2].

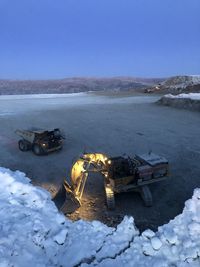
[[15, 128, 64, 155]]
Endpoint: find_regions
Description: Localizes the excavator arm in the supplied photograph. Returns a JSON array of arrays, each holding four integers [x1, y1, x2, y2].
[[70, 153, 108, 202], [54, 153, 109, 213]]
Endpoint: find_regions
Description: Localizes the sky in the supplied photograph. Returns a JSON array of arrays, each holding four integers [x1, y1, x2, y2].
[[0, 0, 200, 79]]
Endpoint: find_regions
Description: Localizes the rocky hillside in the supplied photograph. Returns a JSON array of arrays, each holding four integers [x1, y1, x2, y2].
[[162, 75, 200, 90], [145, 75, 200, 94], [2, 75, 199, 96], [0, 77, 164, 95], [158, 93, 200, 112]]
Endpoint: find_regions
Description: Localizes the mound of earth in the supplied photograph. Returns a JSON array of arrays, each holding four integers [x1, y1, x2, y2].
[[158, 93, 200, 111], [145, 75, 200, 94]]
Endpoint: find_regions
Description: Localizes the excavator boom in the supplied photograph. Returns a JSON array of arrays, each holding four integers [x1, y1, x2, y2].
[[53, 153, 108, 213]]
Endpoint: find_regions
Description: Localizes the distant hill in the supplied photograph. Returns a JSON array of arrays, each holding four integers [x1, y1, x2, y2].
[[0, 77, 165, 95], [145, 75, 200, 94], [162, 75, 200, 90]]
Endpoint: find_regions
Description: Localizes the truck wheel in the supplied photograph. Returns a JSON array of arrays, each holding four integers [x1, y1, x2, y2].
[[105, 185, 115, 210], [140, 185, 153, 207], [32, 144, 43, 155], [18, 140, 29, 152]]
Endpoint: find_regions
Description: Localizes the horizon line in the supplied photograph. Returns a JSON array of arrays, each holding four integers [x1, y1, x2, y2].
[[1, 74, 200, 81]]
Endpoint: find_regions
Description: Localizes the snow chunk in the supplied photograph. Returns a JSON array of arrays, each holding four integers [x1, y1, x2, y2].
[[151, 237, 162, 250], [163, 229, 178, 245], [53, 229, 68, 245], [142, 229, 155, 239], [142, 242, 156, 256]]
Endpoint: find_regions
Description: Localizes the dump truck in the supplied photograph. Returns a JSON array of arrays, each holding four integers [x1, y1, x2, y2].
[[15, 128, 64, 155], [55, 152, 169, 212]]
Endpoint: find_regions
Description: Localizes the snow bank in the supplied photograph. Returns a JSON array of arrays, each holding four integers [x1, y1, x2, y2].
[[0, 92, 86, 100], [0, 167, 200, 266], [158, 93, 200, 111], [165, 93, 200, 100]]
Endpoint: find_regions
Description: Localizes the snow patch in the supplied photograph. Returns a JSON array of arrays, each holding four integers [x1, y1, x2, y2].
[[0, 92, 86, 100], [164, 93, 200, 100]]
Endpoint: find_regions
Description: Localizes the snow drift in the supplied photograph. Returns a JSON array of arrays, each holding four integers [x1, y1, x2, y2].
[[158, 93, 200, 112], [164, 93, 200, 100], [0, 167, 200, 266]]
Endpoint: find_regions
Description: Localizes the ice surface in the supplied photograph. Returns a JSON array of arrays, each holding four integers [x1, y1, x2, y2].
[[0, 93, 159, 118], [0, 167, 200, 266]]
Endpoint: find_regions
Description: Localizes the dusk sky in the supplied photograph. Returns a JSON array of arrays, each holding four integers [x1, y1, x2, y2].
[[0, 0, 199, 79]]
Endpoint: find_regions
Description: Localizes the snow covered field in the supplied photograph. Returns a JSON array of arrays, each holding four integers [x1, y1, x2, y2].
[[1, 167, 200, 267], [0, 92, 159, 117]]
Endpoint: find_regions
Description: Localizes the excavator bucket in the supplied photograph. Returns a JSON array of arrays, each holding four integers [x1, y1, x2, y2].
[[53, 158, 90, 214], [53, 180, 81, 214], [70, 158, 89, 201]]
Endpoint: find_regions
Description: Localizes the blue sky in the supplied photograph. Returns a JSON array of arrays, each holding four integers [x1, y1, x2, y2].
[[0, 0, 199, 79]]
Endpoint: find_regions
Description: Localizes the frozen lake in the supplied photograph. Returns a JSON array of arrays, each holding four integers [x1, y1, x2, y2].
[[0, 92, 159, 116]]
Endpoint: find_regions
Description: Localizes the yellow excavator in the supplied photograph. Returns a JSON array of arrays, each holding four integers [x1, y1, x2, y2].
[[54, 152, 169, 212]]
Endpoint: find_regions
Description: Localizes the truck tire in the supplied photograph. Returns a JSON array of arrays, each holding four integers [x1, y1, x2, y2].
[[140, 185, 153, 207], [32, 144, 43, 155], [105, 185, 115, 210], [18, 140, 29, 152]]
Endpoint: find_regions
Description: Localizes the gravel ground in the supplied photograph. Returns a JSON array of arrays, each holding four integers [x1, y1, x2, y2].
[[0, 92, 200, 231]]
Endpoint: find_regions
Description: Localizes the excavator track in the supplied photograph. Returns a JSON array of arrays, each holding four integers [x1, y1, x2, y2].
[[140, 185, 153, 207], [105, 184, 115, 210]]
